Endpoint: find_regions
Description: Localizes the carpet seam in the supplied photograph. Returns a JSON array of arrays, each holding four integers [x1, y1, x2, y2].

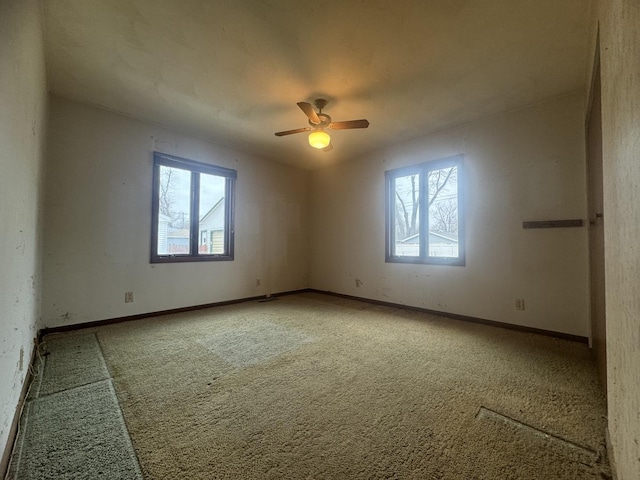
[[95, 332, 145, 478], [32, 333, 111, 400], [476, 406, 598, 457], [92, 332, 113, 380], [105, 380, 144, 479], [27, 377, 113, 401]]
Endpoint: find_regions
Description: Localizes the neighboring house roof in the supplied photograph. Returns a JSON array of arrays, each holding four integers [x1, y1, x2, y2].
[[400, 234, 419, 244], [199, 197, 224, 223], [430, 231, 458, 243], [400, 231, 458, 244]]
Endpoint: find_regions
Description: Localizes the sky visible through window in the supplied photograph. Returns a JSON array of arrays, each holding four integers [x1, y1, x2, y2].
[[164, 166, 225, 220]]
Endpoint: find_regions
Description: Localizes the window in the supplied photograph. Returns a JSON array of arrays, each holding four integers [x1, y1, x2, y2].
[[385, 155, 464, 265], [151, 152, 236, 263]]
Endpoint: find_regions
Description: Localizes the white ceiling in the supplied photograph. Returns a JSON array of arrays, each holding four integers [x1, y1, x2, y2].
[[42, 0, 592, 170]]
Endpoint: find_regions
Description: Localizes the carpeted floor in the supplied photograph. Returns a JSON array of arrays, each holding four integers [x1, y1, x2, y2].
[[9, 333, 142, 479], [9, 292, 610, 479]]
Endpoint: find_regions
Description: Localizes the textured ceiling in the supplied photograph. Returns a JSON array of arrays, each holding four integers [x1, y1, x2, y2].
[[43, 0, 592, 169]]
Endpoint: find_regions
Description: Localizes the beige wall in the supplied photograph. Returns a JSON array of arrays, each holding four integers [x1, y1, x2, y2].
[[596, 0, 640, 477], [41, 96, 309, 328], [0, 0, 48, 462], [310, 92, 590, 337]]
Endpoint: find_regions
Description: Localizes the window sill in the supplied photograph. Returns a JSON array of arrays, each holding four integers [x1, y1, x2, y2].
[[385, 256, 465, 266], [150, 254, 234, 263]]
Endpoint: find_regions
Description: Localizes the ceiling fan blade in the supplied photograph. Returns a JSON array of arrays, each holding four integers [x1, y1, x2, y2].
[[274, 127, 313, 136], [322, 142, 334, 152], [329, 119, 370, 130], [297, 102, 321, 124]]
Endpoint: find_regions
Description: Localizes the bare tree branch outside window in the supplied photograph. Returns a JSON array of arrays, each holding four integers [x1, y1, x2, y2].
[[159, 166, 190, 228], [159, 167, 175, 218], [394, 166, 457, 241]]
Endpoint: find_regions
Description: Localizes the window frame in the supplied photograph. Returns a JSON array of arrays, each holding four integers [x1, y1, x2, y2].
[[385, 155, 465, 266], [150, 152, 236, 263]]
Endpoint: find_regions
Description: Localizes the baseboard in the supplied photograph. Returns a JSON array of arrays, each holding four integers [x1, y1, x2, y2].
[[310, 289, 589, 344], [38, 288, 312, 339], [606, 426, 618, 480], [38, 288, 589, 345], [38, 287, 587, 344], [0, 340, 38, 479]]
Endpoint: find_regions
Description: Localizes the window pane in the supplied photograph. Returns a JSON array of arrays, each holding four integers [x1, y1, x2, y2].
[[156, 165, 191, 255], [428, 166, 458, 258], [393, 174, 420, 257], [198, 173, 226, 254]]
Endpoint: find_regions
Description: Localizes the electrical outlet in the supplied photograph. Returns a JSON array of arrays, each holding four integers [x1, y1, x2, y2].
[[256, 279, 261, 287], [515, 298, 525, 310], [125, 291, 134, 303]]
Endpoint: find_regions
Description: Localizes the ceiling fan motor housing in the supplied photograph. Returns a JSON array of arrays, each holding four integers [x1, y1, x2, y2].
[[309, 113, 331, 128], [314, 98, 328, 111]]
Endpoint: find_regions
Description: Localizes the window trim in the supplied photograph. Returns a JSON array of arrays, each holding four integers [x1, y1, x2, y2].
[[150, 152, 236, 263], [385, 155, 465, 266]]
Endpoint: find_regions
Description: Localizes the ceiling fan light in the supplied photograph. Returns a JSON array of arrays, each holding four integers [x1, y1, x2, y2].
[[309, 130, 330, 149]]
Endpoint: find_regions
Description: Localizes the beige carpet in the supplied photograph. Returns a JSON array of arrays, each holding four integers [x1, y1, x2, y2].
[[91, 292, 609, 479]]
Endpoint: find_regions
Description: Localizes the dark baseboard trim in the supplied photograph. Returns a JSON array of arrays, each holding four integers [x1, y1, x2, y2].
[[1, 340, 38, 479], [309, 289, 589, 344], [37, 287, 587, 345], [38, 288, 312, 339]]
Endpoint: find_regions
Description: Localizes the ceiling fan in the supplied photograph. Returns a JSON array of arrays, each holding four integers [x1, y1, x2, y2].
[[275, 99, 369, 151]]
